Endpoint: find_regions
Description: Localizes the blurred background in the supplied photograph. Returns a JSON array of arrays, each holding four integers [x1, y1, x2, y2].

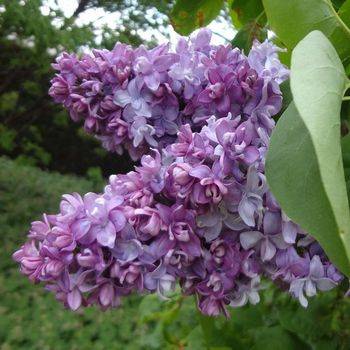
[[1, 1, 350, 349]]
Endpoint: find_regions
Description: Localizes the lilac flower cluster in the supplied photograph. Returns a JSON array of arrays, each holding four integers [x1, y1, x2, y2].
[[14, 30, 341, 317], [49, 29, 287, 160]]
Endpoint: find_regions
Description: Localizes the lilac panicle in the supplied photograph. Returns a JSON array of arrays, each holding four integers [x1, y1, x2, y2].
[[49, 29, 283, 160], [14, 29, 342, 317]]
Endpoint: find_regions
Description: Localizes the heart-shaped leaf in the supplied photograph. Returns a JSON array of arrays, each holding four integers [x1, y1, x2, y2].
[[266, 31, 350, 276]]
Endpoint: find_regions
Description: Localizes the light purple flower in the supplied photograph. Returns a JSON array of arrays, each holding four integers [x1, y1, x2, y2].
[[144, 262, 176, 299], [114, 77, 152, 118], [248, 40, 289, 84], [229, 276, 261, 307], [14, 29, 342, 318], [130, 116, 157, 147], [197, 202, 247, 242], [134, 44, 177, 90], [290, 255, 338, 307], [49, 28, 284, 160], [189, 162, 228, 205], [240, 211, 288, 262], [238, 166, 266, 227]]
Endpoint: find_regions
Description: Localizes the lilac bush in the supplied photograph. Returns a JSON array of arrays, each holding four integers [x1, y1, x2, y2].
[[14, 29, 342, 317]]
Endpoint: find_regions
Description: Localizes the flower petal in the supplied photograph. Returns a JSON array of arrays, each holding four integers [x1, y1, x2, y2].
[[240, 231, 263, 250], [67, 288, 82, 311]]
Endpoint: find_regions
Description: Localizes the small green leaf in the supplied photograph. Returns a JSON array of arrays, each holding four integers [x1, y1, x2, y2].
[[229, 0, 265, 28], [227, 0, 243, 28], [262, 0, 350, 62], [232, 21, 267, 53], [230, 0, 267, 53], [266, 31, 350, 276], [170, 0, 224, 36]]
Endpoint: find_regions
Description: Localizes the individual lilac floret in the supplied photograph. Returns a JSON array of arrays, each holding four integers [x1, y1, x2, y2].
[[248, 40, 290, 84], [289, 255, 342, 307], [49, 29, 285, 160]]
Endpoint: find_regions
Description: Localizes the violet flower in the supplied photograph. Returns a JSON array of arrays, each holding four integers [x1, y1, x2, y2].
[[14, 29, 342, 318], [290, 255, 338, 307]]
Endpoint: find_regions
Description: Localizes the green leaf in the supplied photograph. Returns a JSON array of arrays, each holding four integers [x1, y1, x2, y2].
[[185, 326, 207, 350], [290, 31, 350, 271], [277, 292, 339, 346], [232, 21, 267, 53], [251, 326, 310, 350], [342, 134, 350, 202], [342, 134, 350, 169], [340, 99, 350, 121], [266, 31, 350, 276], [267, 102, 350, 276], [279, 79, 292, 114], [228, 0, 243, 28], [339, 0, 350, 27], [228, 0, 265, 28], [170, 0, 224, 35], [262, 0, 350, 62], [271, 36, 291, 66], [0, 124, 16, 152], [332, 0, 347, 10], [230, 0, 267, 53]]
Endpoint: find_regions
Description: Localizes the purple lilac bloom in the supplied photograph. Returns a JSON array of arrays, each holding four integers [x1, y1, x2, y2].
[[14, 29, 343, 318], [49, 29, 283, 160]]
